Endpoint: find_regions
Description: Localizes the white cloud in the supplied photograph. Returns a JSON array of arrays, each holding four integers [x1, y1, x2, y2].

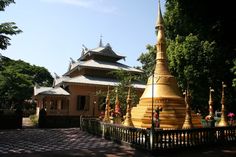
[[41, 0, 118, 14]]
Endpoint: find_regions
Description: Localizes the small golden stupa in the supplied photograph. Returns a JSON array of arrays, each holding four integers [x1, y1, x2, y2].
[[218, 82, 228, 127], [131, 1, 202, 129], [103, 86, 111, 123], [114, 89, 122, 124], [123, 86, 134, 127]]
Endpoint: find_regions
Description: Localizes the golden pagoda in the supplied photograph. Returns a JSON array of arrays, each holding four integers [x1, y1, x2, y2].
[[103, 86, 111, 123], [182, 89, 193, 129], [131, 1, 202, 129], [218, 82, 228, 127], [123, 86, 134, 127], [114, 89, 122, 124]]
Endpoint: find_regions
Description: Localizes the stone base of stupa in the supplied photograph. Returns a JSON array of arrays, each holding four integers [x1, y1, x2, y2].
[[131, 98, 202, 129]]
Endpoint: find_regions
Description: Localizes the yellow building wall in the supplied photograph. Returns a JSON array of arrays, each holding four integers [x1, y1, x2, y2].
[[68, 84, 144, 117]]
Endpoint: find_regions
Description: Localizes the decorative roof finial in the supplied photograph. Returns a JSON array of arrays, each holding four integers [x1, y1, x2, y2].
[[82, 44, 88, 51], [81, 48, 85, 57], [99, 35, 103, 47], [54, 72, 60, 79], [70, 57, 75, 63]]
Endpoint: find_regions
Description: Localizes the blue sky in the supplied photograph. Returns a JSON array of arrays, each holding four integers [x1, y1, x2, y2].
[[1, 0, 165, 76]]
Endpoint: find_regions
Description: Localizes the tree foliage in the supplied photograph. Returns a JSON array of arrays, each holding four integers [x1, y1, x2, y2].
[[137, 45, 156, 80], [232, 59, 236, 87], [0, 56, 53, 108], [0, 0, 14, 11], [165, 0, 236, 86], [0, 0, 22, 50], [164, 0, 236, 113], [167, 34, 219, 114]]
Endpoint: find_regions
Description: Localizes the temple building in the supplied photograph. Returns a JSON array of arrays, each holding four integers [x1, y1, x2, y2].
[[131, 2, 202, 129], [33, 40, 145, 117]]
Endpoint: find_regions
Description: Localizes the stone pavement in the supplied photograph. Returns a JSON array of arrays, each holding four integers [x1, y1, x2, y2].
[[0, 128, 236, 157], [0, 128, 153, 157], [22, 118, 35, 128]]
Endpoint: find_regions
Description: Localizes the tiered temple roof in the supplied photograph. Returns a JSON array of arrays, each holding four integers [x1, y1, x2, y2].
[[34, 41, 145, 97]]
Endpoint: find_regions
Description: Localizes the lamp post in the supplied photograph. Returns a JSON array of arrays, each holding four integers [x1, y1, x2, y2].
[[151, 73, 154, 130], [150, 72, 155, 150]]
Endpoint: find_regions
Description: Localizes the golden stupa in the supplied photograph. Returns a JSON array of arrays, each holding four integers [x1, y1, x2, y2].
[[131, 1, 202, 129]]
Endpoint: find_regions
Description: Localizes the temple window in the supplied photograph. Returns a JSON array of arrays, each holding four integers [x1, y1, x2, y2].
[[50, 99, 57, 110], [61, 99, 69, 110], [77, 95, 90, 111]]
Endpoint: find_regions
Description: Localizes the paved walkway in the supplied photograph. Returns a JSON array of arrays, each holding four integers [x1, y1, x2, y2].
[[22, 117, 35, 128], [0, 128, 236, 157], [0, 128, 153, 157]]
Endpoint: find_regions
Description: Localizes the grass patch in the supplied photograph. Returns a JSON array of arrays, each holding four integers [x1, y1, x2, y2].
[[29, 114, 38, 126]]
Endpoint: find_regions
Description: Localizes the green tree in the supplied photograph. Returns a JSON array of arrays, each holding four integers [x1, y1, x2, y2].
[[165, 0, 236, 88], [165, 0, 236, 113], [232, 59, 236, 87], [0, 56, 53, 108], [0, 0, 22, 50], [167, 34, 219, 114], [137, 44, 156, 80]]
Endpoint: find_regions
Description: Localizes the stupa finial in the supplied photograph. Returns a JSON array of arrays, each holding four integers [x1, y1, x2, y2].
[[156, 0, 164, 29]]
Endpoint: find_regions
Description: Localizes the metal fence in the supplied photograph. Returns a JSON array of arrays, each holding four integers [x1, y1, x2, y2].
[[81, 118, 236, 152]]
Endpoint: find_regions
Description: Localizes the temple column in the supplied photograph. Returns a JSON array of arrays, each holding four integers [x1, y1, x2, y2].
[[36, 96, 44, 116]]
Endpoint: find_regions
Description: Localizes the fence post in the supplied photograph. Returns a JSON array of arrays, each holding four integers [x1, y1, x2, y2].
[[149, 129, 154, 150], [102, 122, 105, 139], [80, 115, 83, 130]]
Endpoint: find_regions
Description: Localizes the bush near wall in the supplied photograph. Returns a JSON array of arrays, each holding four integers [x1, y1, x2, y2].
[[0, 110, 22, 129]]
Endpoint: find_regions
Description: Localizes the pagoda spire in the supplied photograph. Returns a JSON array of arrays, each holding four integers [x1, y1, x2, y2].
[[156, 0, 164, 29], [155, 0, 170, 75]]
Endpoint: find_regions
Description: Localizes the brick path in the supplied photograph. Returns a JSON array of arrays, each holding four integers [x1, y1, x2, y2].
[[22, 118, 35, 128], [0, 128, 153, 157], [0, 128, 236, 157]]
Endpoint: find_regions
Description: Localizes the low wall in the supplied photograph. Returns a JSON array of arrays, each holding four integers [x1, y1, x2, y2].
[[0, 115, 22, 129]]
